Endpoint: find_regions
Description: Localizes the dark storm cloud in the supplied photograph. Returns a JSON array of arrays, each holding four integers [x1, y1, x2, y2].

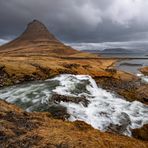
[[0, 0, 148, 43]]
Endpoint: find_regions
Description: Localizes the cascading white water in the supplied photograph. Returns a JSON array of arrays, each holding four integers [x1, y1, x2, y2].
[[52, 75, 148, 136], [0, 74, 148, 136], [137, 73, 148, 83]]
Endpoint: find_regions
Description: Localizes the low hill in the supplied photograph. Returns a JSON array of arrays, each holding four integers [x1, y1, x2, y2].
[[101, 48, 133, 53], [83, 48, 146, 54]]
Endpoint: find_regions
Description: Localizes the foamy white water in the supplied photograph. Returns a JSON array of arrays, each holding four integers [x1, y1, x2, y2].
[[0, 74, 148, 136], [137, 73, 148, 83]]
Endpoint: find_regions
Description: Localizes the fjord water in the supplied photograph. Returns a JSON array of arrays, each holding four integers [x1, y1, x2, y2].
[[116, 59, 148, 74], [101, 52, 148, 74], [0, 74, 148, 136], [102, 52, 148, 82], [116, 58, 148, 83]]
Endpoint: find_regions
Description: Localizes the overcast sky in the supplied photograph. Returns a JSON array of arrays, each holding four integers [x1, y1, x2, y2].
[[0, 0, 148, 47]]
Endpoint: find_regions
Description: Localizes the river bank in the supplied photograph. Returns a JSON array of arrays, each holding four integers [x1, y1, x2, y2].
[[0, 58, 148, 147], [0, 99, 148, 148]]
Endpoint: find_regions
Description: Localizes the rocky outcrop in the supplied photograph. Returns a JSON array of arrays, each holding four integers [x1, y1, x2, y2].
[[140, 66, 148, 76], [132, 124, 148, 141], [51, 93, 90, 107], [95, 72, 148, 105], [136, 86, 148, 103], [45, 105, 70, 120], [0, 64, 12, 87], [107, 112, 131, 135], [0, 100, 148, 148]]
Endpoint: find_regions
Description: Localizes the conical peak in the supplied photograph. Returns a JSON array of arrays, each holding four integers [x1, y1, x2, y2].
[[27, 20, 47, 31], [19, 20, 58, 41], [0, 19, 78, 56], [29, 19, 43, 24]]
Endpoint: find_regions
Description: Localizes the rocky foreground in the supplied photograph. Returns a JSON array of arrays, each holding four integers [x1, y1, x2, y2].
[[0, 100, 148, 148]]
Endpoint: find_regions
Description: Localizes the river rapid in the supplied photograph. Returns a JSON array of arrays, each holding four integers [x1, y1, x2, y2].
[[0, 74, 148, 136]]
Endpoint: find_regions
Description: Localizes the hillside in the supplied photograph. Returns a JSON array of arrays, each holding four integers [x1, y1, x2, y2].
[[0, 20, 79, 56], [0, 100, 147, 148]]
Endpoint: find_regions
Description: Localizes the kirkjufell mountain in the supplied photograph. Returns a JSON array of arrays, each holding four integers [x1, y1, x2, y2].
[[0, 20, 78, 55]]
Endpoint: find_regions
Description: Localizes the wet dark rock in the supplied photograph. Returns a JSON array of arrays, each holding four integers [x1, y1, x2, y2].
[[0, 131, 9, 141], [82, 65, 92, 69], [0, 64, 5, 70], [30, 63, 52, 75], [105, 68, 117, 74], [132, 124, 148, 141], [0, 65, 13, 86], [57, 68, 77, 75], [51, 93, 90, 107], [47, 105, 70, 120], [23, 75, 35, 81], [0, 65, 7, 77], [63, 63, 80, 69], [95, 77, 148, 104], [107, 112, 131, 135]]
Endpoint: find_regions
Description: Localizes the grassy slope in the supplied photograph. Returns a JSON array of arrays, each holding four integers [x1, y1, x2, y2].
[[0, 100, 148, 148]]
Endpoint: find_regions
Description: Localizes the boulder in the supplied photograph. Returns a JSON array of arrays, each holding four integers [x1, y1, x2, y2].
[[51, 93, 90, 107], [132, 124, 148, 141]]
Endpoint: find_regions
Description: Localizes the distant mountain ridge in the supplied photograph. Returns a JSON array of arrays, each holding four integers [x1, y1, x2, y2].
[[83, 48, 146, 53], [101, 48, 133, 53]]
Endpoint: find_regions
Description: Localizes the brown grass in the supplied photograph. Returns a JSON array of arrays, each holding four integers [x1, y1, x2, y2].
[[0, 100, 147, 148]]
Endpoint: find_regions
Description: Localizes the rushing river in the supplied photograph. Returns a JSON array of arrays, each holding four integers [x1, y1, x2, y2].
[[0, 74, 148, 136]]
